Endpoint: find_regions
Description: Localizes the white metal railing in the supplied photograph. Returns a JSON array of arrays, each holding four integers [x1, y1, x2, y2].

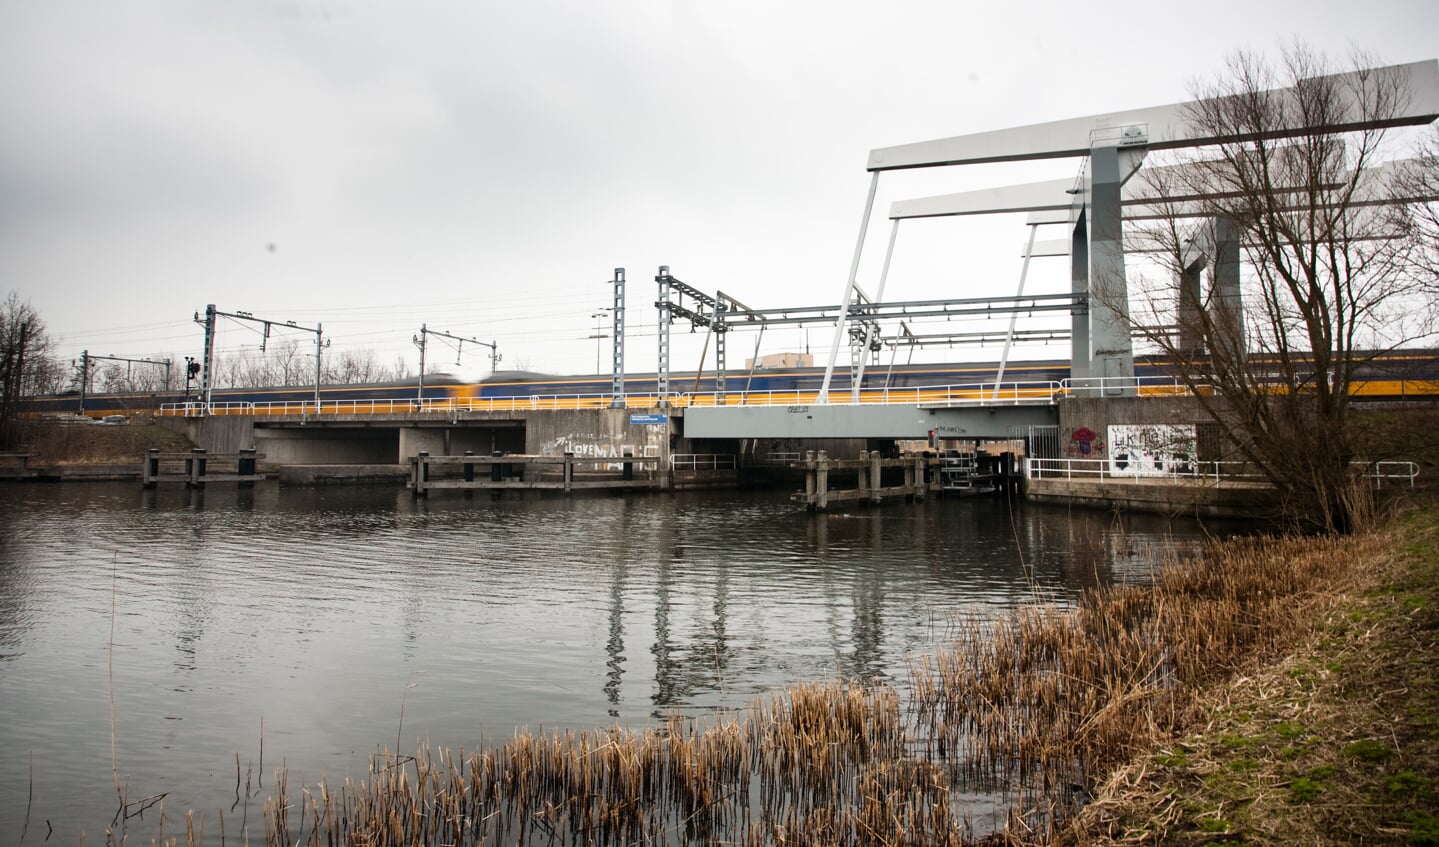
[[1057, 375, 1192, 396], [670, 453, 737, 471], [1372, 461, 1422, 488], [1027, 457, 1419, 488], [680, 380, 1065, 408], [763, 451, 804, 465], [155, 376, 1223, 417]]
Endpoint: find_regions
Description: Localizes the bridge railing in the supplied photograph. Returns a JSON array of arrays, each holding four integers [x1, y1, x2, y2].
[[1027, 457, 1419, 487], [1057, 375, 1193, 396], [670, 453, 737, 471], [155, 376, 1214, 417], [678, 380, 1065, 407], [159, 381, 1076, 416]]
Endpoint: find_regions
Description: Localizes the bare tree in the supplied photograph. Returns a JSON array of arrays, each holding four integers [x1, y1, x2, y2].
[[1, 293, 62, 448], [209, 343, 415, 388], [1394, 122, 1439, 290], [324, 348, 385, 384], [1125, 45, 1437, 532]]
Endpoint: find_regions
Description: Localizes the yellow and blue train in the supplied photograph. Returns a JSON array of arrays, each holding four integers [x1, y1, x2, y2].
[[19, 351, 1439, 417]]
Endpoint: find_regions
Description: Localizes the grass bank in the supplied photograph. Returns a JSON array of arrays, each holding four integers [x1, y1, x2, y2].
[[1067, 507, 1439, 846], [9, 418, 192, 466], [94, 508, 1439, 846]]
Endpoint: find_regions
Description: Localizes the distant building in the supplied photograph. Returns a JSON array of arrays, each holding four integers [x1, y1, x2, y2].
[[745, 352, 813, 369]]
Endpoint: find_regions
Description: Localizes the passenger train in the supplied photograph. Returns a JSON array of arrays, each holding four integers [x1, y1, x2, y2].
[[18, 352, 1439, 418]]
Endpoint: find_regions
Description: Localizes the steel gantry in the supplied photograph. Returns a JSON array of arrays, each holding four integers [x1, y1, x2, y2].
[[654, 266, 719, 407], [72, 352, 173, 415], [196, 305, 326, 414], [649, 263, 1086, 406], [413, 325, 498, 400]]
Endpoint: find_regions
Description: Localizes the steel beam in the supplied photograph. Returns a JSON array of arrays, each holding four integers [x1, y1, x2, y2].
[[866, 60, 1439, 171]]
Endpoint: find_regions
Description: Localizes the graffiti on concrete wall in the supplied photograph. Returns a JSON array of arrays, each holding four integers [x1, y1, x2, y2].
[[541, 430, 662, 470], [1063, 426, 1105, 458], [1107, 424, 1196, 477]]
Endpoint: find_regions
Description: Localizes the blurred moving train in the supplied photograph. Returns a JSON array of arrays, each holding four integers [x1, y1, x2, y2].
[[18, 351, 1439, 418]]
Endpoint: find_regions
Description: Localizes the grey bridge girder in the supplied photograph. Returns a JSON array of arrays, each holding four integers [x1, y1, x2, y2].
[[849, 60, 1439, 399], [681, 404, 1057, 440], [866, 60, 1439, 172]]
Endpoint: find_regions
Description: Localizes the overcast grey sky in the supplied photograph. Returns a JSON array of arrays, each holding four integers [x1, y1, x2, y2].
[[3, 0, 1437, 381]]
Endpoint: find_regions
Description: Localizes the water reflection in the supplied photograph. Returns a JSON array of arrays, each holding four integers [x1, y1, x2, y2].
[[0, 482, 1245, 841]]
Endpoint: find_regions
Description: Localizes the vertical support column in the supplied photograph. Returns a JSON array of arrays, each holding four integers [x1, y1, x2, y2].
[[804, 450, 816, 509], [1210, 216, 1244, 360], [200, 304, 217, 414], [1177, 256, 1206, 358], [848, 329, 865, 400], [870, 449, 883, 504], [655, 266, 672, 408], [77, 350, 90, 416], [463, 450, 475, 482], [816, 450, 830, 511], [1088, 145, 1136, 396], [857, 450, 869, 497], [622, 449, 634, 481], [713, 296, 727, 404], [491, 451, 504, 482], [313, 322, 323, 413], [563, 452, 575, 493], [416, 323, 428, 402], [610, 268, 626, 408], [1070, 210, 1092, 390]]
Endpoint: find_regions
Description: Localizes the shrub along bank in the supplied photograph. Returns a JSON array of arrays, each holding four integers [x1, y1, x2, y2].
[[1067, 507, 1439, 846]]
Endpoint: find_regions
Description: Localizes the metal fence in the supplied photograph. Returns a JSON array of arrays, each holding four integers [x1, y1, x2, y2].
[[1026, 456, 1420, 488]]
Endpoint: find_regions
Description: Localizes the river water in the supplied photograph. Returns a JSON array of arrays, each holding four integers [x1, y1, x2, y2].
[[0, 482, 1231, 842]]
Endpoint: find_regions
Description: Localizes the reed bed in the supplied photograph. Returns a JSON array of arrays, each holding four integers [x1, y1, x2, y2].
[[126, 531, 1375, 847]]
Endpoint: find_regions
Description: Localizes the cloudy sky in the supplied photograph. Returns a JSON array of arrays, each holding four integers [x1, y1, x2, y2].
[[3, 0, 1437, 382]]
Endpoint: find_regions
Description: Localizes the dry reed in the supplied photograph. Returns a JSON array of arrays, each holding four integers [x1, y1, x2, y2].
[[108, 530, 1374, 846]]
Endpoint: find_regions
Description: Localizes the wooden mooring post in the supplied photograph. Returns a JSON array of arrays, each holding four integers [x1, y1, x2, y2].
[[791, 450, 928, 511], [410, 452, 662, 496], [142, 448, 265, 488]]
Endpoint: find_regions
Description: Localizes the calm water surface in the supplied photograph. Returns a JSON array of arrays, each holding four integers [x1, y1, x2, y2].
[[0, 482, 1230, 840]]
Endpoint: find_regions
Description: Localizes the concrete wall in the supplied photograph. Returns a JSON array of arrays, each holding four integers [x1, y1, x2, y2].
[[398, 428, 447, 459], [153, 415, 256, 454], [524, 408, 667, 467], [255, 428, 399, 465], [1056, 396, 1228, 461], [157, 408, 667, 475]]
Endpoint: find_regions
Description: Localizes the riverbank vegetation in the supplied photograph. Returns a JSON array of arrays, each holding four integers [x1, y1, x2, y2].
[[94, 504, 1436, 846], [8, 418, 192, 467], [1069, 506, 1439, 845]]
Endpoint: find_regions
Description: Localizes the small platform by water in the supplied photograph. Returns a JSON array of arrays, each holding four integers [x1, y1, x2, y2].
[[409, 452, 663, 496]]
